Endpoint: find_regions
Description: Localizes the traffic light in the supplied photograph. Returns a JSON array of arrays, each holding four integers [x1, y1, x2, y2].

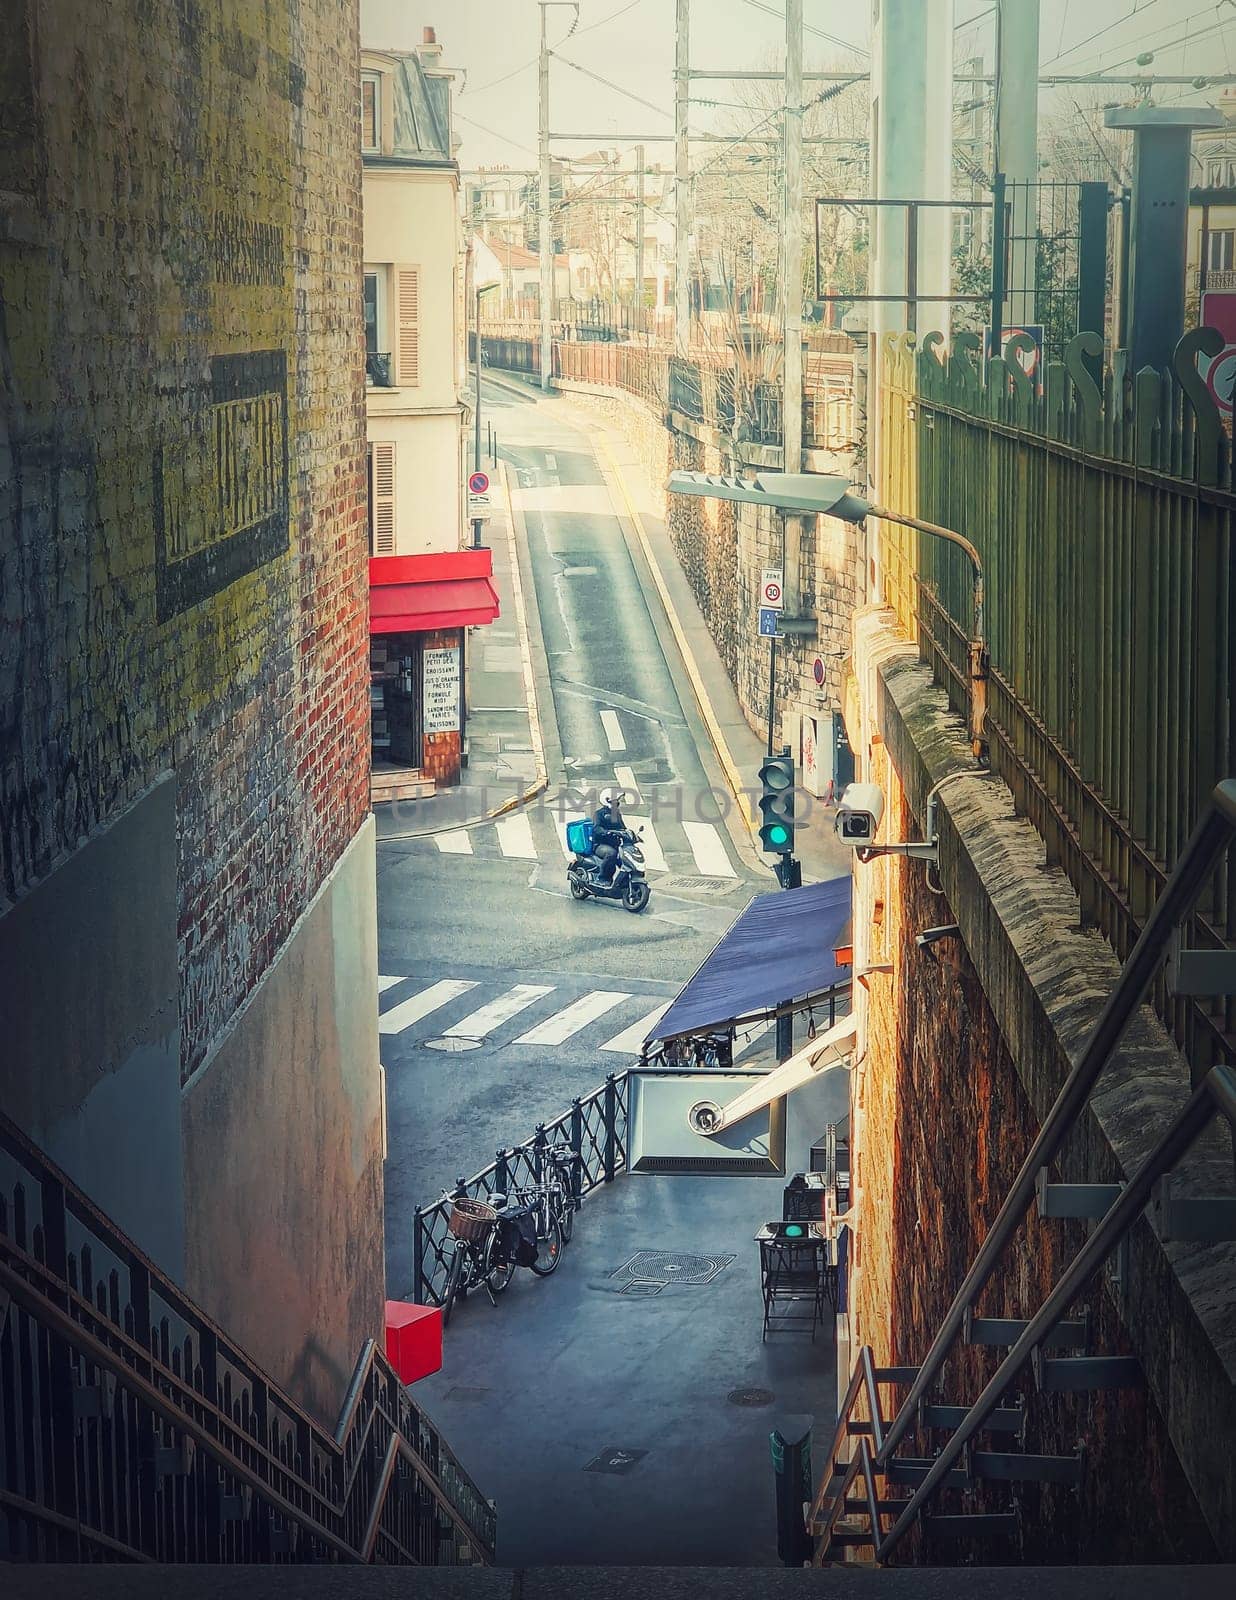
[[758, 751, 795, 856]]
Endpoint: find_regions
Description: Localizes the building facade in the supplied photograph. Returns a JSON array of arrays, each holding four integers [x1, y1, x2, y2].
[[362, 32, 498, 792], [1, 0, 383, 1425]]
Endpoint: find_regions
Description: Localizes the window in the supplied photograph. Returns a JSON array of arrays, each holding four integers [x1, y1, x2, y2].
[[363, 269, 384, 354], [361, 72, 381, 152], [1208, 230, 1235, 273], [368, 443, 396, 554], [395, 266, 420, 386]]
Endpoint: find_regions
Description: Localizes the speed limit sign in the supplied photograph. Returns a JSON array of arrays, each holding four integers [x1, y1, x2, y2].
[[761, 567, 784, 609]]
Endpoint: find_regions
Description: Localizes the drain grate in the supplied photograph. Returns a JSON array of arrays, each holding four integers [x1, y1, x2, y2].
[[610, 1249, 736, 1287], [663, 875, 737, 894], [727, 1387, 775, 1408], [619, 1279, 664, 1297], [584, 1448, 647, 1475]]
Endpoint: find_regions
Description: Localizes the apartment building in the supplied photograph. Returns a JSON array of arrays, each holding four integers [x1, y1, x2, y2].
[[362, 29, 498, 793]]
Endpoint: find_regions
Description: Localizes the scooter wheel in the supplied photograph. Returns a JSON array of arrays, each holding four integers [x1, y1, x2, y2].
[[568, 873, 589, 901], [622, 881, 651, 913]]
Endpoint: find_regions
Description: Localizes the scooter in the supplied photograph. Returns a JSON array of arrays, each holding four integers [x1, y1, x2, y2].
[[567, 827, 651, 914]]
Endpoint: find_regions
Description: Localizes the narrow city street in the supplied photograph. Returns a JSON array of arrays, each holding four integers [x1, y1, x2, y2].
[[378, 380, 770, 1293]]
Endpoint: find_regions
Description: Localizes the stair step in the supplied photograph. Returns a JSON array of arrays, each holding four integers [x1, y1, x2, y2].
[[843, 1497, 906, 1516], [828, 1526, 879, 1546], [923, 1403, 1022, 1433], [973, 1449, 1083, 1485], [968, 1316, 1087, 1348], [1037, 1175, 1123, 1219], [885, 1457, 970, 1489], [874, 1365, 919, 1384], [1038, 1354, 1141, 1392], [925, 1513, 1018, 1538]]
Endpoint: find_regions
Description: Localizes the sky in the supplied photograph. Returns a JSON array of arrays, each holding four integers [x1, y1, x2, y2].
[[358, 0, 1236, 171]]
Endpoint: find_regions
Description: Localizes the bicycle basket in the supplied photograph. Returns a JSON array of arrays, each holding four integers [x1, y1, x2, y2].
[[565, 818, 593, 855], [447, 1196, 498, 1241]]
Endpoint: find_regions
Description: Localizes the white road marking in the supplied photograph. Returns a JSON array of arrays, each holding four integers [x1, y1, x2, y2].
[[513, 990, 630, 1046], [615, 765, 641, 803], [445, 984, 555, 1039], [599, 1002, 671, 1055], [544, 452, 557, 470], [682, 820, 738, 878], [435, 830, 474, 855], [379, 980, 478, 1036], [600, 710, 626, 752], [495, 812, 538, 859], [378, 975, 402, 994], [625, 817, 667, 873]]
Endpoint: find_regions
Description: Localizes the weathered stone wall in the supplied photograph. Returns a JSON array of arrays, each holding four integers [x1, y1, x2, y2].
[[845, 608, 1232, 1562], [1, 0, 383, 1419]]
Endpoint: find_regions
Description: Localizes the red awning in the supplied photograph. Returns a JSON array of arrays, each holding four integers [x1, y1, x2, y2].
[[369, 549, 501, 634]]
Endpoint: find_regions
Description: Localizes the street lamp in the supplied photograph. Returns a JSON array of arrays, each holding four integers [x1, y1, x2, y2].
[[666, 469, 988, 759]]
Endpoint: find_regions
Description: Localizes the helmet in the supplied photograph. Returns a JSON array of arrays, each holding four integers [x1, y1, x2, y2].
[[598, 787, 617, 808]]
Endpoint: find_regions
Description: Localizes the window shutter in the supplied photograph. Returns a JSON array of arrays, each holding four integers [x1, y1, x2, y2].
[[362, 78, 378, 150], [372, 443, 396, 553], [396, 267, 420, 386]]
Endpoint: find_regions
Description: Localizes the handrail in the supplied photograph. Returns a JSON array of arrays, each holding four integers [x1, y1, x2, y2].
[[876, 779, 1236, 1466], [876, 1064, 1236, 1560]]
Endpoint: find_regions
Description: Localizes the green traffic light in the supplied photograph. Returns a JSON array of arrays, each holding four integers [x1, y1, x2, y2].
[[768, 825, 790, 847]]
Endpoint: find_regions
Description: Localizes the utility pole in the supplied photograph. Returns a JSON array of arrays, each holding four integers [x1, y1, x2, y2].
[[994, 0, 1040, 329], [674, 0, 690, 350], [781, 0, 804, 639], [634, 144, 645, 333], [538, 3, 553, 391]]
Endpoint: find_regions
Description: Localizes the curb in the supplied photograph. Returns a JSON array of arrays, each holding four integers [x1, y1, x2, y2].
[[375, 460, 548, 844], [591, 431, 756, 835]]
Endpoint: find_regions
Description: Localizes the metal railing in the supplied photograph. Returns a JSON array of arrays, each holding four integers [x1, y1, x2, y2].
[[412, 1072, 629, 1308], [881, 325, 1236, 1080], [365, 350, 393, 388], [812, 781, 1236, 1564], [0, 1113, 495, 1566]]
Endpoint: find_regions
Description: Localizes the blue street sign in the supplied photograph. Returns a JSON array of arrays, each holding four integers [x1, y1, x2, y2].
[[758, 608, 780, 637]]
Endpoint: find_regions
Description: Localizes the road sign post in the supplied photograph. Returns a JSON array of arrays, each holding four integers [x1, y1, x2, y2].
[[467, 467, 493, 523]]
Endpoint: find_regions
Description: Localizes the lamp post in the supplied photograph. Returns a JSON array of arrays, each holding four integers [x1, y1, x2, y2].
[[472, 278, 501, 548], [666, 469, 988, 758]]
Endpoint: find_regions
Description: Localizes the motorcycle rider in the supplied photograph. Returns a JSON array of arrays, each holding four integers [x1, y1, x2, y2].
[[591, 787, 626, 883]]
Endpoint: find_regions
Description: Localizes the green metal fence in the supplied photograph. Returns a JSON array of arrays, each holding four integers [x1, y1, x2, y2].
[[880, 326, 1235, 1078]]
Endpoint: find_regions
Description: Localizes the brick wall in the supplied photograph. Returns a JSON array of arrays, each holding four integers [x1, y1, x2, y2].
[[844, 615, 1224, 1563], [1, 0, 369, 1084]]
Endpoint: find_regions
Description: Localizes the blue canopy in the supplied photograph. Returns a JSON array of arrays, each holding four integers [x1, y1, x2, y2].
[[647, 874, 851, 1044]]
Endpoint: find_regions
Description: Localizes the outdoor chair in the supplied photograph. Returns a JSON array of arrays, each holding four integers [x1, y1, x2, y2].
[[759, 1234, 829, 1341]]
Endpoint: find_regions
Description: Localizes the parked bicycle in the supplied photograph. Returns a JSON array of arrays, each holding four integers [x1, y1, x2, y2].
[[504, 1144, 577, 1276], [439, 1195, 514, 1328]]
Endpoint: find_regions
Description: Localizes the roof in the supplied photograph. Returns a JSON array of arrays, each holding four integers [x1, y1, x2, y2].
[[648, 875, 851, 1044], [365, 49, 452, 164]]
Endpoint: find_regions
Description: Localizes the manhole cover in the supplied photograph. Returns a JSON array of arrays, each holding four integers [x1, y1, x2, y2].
[[423, 1036, 483, 1053], [727, 1387, 775, 1408], [584, 1448, 647, 1475], [610, 1249, 736, 1286], [663, 876, 736, 894], [619, 1279, 664, 1297]]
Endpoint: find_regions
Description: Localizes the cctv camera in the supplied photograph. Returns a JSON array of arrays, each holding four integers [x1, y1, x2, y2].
[[915, 924, 960, 949], [834, 782, 884, 845]]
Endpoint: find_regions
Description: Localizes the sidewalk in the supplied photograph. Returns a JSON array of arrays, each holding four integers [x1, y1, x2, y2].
[[375, 459, 546, 841]]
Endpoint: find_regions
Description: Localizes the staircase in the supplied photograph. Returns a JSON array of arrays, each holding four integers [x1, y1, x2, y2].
[[813, 781, 1236, 1565], [0, 1114, 494, 1566]]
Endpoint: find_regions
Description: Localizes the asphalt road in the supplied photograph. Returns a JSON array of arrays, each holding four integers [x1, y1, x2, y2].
[[378, 381, 768, 1295]]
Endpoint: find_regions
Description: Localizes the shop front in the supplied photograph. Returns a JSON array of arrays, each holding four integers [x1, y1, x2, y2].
[[369, 549, 500, 792]]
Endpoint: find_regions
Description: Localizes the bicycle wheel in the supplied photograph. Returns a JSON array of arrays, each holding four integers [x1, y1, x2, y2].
[[487, 1234, 515, 1294], [529, 1216, 564, 1276], [441, 1247, 464, 1328], [558, 1183, 575, 1244]]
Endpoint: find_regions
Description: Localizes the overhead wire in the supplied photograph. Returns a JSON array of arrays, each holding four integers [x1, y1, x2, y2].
[[736, 0, 870, 58]]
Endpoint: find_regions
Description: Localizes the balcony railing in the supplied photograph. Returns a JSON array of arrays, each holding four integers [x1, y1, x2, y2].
[[366, 350, 393, 388], [0, 1110, 496, 1565]]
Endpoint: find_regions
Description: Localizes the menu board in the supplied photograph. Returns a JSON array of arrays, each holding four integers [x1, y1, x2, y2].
[[422, 646, 461, 733]]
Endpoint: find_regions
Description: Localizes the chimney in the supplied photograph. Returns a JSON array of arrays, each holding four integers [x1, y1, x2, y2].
[[420, 26, 442, 59]]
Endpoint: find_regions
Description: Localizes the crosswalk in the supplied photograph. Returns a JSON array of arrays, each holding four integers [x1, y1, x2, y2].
[[379, 974, 670, 1057], [378, 972, 776, 1062], [415, 804, 738, 879]]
